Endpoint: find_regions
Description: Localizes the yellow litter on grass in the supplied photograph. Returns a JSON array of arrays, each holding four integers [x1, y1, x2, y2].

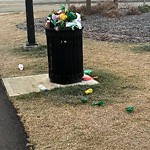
[[85, 88, 93, 94]]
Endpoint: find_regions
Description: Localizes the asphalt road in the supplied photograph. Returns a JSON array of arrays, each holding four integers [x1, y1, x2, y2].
[[0, 0, 150, 14], [0, 0, 60, 13], [0, 79, 29, 150], [0, 0, 93, 13]]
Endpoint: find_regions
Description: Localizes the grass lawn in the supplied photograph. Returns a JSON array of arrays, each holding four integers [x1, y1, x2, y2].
[[0, 12, 150, 150]]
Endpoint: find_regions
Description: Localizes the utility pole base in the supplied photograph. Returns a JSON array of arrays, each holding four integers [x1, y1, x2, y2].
[[24, 41, 39, 50]]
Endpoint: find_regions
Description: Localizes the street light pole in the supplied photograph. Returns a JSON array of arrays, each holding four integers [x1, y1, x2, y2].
[[25, 0, 37, 47]]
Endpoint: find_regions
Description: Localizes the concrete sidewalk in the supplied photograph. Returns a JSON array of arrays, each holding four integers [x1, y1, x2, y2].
[[2, 74, 99, 97], [0, 79, 29, 150]]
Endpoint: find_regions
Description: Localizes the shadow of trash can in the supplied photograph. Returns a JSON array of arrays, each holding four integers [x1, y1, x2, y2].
[[45, 28, 83, 84]]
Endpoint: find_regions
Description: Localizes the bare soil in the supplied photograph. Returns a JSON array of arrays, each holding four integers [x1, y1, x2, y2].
[[0, 12, 150, 150]]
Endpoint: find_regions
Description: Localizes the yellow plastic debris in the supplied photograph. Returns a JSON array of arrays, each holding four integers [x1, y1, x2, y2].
[[60, 13, 67, 21], [85, 88, 93, 94]]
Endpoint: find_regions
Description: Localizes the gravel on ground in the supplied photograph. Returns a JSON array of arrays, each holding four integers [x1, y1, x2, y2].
[[17, 12, 150, 43]]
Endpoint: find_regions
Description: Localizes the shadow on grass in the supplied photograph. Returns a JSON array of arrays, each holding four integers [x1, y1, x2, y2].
[[132, 44, 150, 53], [12, 45, 47, 58], [14, 69, 138, 106]]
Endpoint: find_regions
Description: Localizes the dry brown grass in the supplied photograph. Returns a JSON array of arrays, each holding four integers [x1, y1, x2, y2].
[[0, 12, 150, 150], [13, 97, 150, 150], [0, 12, 48, 77], [126, 6, 141, 15]]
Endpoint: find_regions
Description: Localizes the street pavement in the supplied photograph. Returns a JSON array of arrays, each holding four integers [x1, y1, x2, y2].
[[0, 79, 29, 150], [0, 0, 85, 14], [0, 0, 60, 14], [0, 0, 150, 14]]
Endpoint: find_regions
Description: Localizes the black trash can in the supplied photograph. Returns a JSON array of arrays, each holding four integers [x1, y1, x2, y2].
[[45, 28, 83, 84]]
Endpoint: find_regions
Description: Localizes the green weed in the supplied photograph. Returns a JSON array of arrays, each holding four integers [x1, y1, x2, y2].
[[138, 4, 150, 13], [14, 69, 130, 106], [132, 45, 150, 52]]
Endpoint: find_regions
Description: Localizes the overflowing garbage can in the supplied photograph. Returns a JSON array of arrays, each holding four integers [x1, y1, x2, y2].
[[45, 28, 83, 84]]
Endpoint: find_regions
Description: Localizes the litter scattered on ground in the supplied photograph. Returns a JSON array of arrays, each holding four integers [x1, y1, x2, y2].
[[126, 106, 134, 113], [92, 76, 99, 79], [81, 97, 88, 103], [91, 100, 105, 106], [82, 74, 93, 81], [38, 84, 48, 92], [84, 69, 92, 75], [18, 64, 24, 70], [85, 88, 93, 95]]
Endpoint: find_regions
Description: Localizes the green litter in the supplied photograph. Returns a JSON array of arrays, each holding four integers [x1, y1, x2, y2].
[[126, 106, 134, 113], [84, 70, 92, 75], [91, 100, 105, 106], [81, 97, 88, 103]]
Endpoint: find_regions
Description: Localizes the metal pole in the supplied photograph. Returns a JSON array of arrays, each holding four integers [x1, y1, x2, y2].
[[25, 0, 36, 46]]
